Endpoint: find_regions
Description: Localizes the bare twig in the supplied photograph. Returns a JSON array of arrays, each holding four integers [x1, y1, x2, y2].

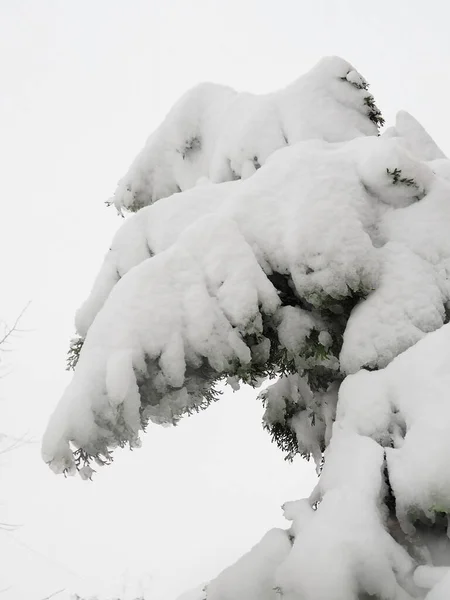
[[40, 589, 66, 600], [0, 302, 31, 348], [0, 586, 12, 594], [0, 521, 21, 530]]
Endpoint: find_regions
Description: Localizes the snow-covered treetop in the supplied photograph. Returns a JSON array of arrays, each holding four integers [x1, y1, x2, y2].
[[111, 56, 382, 213]]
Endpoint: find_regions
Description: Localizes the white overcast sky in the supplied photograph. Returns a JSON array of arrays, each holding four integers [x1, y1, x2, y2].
[[1, 1, 450, 599]]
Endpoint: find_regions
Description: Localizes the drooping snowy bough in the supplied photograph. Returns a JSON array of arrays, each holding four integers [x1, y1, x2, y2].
[[43, 57, 450, 599]]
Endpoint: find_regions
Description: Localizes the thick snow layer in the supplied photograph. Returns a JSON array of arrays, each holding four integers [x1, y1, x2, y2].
[[44, 110, 450, 473], [207, 323, 450, 600], [205, 529, 291, 600], [76, 180, 237, 337], [112, 57, 380, 212], [44, 214, 280, 471], [80, 138, 380, 339], [261, 374, 338, 468], [340, 240, 444, 373], [423, 569, 450, 599], [383, 111, 445, 162], [176, 584, 207, 600], [275, 431, 414, 600], [339, 324, 450, 536], [78, 134, 450, 350], [415, 565, 450, 591]]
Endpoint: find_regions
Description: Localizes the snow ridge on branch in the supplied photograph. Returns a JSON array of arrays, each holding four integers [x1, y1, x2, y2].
[[112, 56, 381, 213]]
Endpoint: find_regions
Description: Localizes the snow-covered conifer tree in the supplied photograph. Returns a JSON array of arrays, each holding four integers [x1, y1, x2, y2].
[[43, 57, 450, 599]]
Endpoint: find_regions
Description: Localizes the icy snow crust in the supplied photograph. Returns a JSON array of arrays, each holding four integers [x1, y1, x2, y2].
[[43, 56, 450, 600]]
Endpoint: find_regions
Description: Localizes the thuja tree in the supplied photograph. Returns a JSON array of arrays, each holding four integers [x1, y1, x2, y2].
[[43, 57, 450, 599]]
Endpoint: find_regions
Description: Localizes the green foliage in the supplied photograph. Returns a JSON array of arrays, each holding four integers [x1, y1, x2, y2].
[[302, 288, 367, 369], [302, 329, 328, 362], [66, 335, 84, 371], [273, 585, 284, 597], [340, 72, 369, 91], [341, 71, 384, 128], [306, 366, 342, 393], [305, 285, 367, 313], [431, 504, 450, 515], [125, 185, 147, 213], [383, 454, 396, 515], [137, 357, 224, 429], [364, 95, 385, 127], [343, 77, 369, 91], [262, 393, 306, 462], [386, 167, 418, 188], [268, 271, 311, 309], [179, 135, 202, 159], [70, 447, 112, 475], [257, 278, 365, 460]]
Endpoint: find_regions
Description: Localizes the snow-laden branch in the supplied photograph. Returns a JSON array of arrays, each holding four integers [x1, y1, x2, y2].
[[200, 324, 450, 599], [111, 57, 382, 212], [44, 111, 450, 476]]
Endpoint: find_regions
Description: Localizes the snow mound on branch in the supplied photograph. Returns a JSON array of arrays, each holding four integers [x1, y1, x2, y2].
[[76, 180, 237, 337], [44, 126, 450, 473], [112, 56, 380, 212], [261, 374, 338, 467], [414, 566, 450, 598], [81, 134, 440, 341], [423, 569, 450, 599], [340, 240, 444, 373], [383, 110, 446, 162], [280, 324, 450, 599], [44, 214, 280, 473], [205, 529, 291, 600], [176, 584, 207, 600], [340, 323, 450, 535], [275, 431, 414, 600]]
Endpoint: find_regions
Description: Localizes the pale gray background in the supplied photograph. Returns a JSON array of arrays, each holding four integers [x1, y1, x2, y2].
[[1, 1, 449, 598]]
